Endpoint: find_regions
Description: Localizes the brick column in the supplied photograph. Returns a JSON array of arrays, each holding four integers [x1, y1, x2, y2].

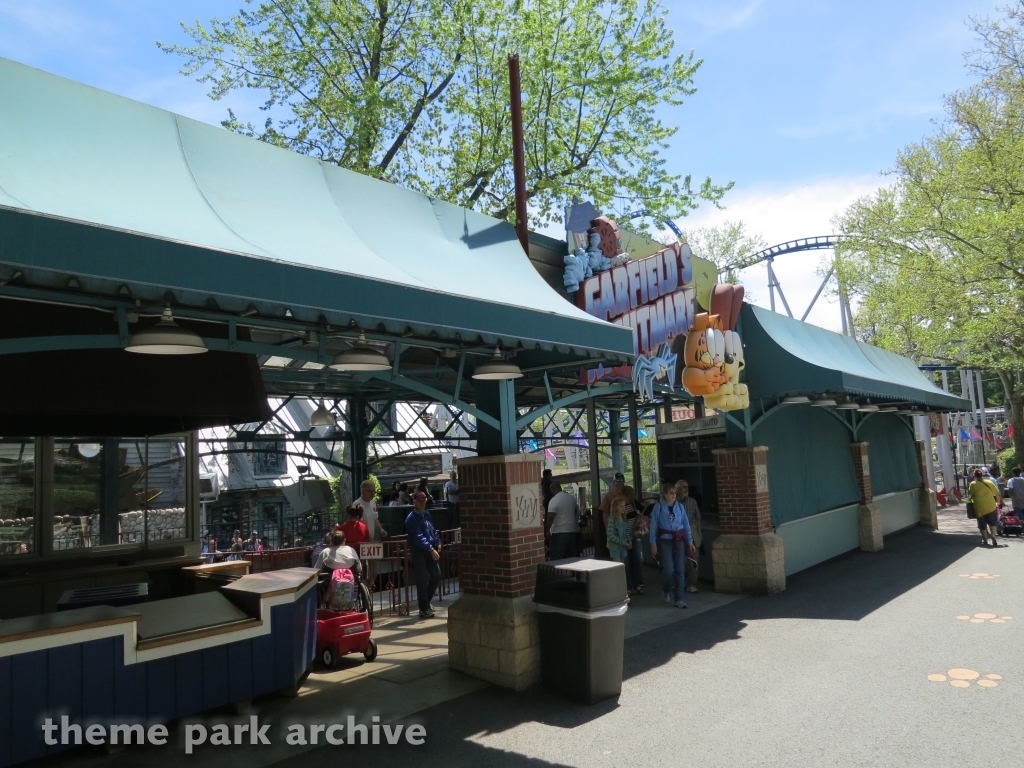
[[711, 447, 785, 595], [447, 454, 544, 691], [914, 440, 938, 529], [850, 442, 883, 552]]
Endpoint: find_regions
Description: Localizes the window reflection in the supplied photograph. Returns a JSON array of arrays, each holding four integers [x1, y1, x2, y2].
[[0, 439, 35, 555], [52, 437, 190, 550]]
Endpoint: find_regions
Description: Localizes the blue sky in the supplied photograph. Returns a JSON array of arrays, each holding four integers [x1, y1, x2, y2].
[[0, 0, 998, 329]]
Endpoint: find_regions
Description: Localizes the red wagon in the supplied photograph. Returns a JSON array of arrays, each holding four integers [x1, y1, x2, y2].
[[316, 608, 377, 667]]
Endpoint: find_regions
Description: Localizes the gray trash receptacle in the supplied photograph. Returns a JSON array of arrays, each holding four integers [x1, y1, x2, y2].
[[534, 558, 627, 705]]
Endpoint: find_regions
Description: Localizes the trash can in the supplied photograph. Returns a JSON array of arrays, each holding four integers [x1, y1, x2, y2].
[[534, 558, 628, 705]]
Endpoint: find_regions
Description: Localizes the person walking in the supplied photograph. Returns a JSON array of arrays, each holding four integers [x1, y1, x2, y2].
[[597, 472, 626, 559], [606, 497, 631, 600], [649, 481, 694, 608], [545, 481, 579, 560], [405, 491, 441, 618], [444, 471, 460, 528], [622, 485, 647, 595], [541, 468, 554, 512], [968, 468, 1002, 547], [352, 480, 386, 541], [675, 479, 702, 593], [1007, 467, 1024, 516]]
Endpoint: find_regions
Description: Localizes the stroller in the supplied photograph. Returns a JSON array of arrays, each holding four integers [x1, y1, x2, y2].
[[316, 561, 377, 667], [998, 509, 1024, 537]]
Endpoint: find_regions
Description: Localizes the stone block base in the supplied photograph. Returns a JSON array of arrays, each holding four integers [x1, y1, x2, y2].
[[447, 594, 540, 691], [857, 502, 884, 552], [712, 533, 785, 595], [919, 487, 938, 529]]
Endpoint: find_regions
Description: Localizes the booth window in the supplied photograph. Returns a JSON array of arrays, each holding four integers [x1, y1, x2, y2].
[[51, 437, 191, 551], [0, 438, 35, 555]]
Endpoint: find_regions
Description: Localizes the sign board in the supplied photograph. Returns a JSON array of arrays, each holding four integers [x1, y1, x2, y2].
[[510, 483, 543, 530], [359, 541, 384, 560], [577, 242, 695, 358], [755, 465, 769, 494], [656, 414, 725, 440]]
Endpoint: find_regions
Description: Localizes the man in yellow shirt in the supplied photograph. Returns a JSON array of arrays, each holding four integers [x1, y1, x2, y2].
[[968, 468, 1002, 547]]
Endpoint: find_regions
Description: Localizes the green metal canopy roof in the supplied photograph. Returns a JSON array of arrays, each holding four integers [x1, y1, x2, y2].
[[0, 57, 631, 360], [741, 304, 970, 411]]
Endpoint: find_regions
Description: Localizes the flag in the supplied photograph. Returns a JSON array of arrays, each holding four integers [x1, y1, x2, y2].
[[971, 429, 983, 440], [959, 429, 971, 441]]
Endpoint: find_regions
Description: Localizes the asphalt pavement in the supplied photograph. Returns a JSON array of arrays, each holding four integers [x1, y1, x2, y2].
[[273, 521, 1024, 768]]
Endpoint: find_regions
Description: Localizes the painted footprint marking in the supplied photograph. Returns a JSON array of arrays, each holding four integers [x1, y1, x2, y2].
[[955, 613, 1012, 623], [928, 669, 1003, 688]]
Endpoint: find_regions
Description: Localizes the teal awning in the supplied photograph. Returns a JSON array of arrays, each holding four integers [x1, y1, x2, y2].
[[0, 57, 631, 359], [741, 304, 970, 411]]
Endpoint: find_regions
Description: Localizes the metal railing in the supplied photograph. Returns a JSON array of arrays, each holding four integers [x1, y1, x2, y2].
[[228, 531, 462, 617]]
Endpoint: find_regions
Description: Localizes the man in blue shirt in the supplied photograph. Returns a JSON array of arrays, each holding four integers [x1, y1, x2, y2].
[[649, 481, 694, 608], [405, 491, 442, 618]]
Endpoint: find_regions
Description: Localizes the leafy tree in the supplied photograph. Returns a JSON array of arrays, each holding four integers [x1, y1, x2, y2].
[[159, 0, 730, 228], [676, 220, 766, 286], [834, 2, 1024, 463]]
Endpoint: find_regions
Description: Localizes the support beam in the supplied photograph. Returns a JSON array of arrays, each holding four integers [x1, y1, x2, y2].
[[586, 397, 600, 512], [628, 395, 643, 494]]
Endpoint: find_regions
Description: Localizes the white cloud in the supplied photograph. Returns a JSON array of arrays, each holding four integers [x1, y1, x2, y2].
[[675, 176, 885, 332], [675, 0, 765, 34]]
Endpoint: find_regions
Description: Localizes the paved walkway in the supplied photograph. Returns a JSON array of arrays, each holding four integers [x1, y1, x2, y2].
[[44, 510, 1024, 767], [275, 515, 1023, 768]]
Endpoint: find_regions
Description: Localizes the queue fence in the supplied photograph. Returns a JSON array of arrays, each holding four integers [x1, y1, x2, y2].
[[224, 531, 462, 617]]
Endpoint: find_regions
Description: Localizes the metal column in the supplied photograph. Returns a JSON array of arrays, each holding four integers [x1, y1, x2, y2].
[[351, 399, 368, 501], [586, 397, 600, 511], [628, 395, 643, 494]]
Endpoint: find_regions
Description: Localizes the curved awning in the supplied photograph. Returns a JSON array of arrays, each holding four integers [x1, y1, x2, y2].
[[0, 57, 631, 359], [741, 304, 970, 411]]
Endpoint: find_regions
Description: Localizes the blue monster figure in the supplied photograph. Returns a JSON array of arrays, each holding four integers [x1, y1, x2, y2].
[[586, 231, 612, 273], [563, 249, 589, 294]]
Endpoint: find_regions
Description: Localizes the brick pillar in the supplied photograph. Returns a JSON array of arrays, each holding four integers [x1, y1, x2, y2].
[[914, 440, 938, 529], [447, 454, 544, 691], [850, 442, 883, 552], [711, 447, 785, 595]]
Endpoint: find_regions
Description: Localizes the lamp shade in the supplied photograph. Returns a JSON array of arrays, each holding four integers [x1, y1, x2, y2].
[[811, 398, 837, 407], [472, 347, 523, 380], [856, 399, 880, 412], [329, 333, 390, 371], [125, 308, 207, 355], [309, 400, 337, 427], [835, 400, 860, 410], [782, 395, 810, 404]]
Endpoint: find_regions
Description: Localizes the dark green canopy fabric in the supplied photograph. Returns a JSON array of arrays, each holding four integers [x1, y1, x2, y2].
[[0, 57, 631, 359], [741, 304, 970, 410]]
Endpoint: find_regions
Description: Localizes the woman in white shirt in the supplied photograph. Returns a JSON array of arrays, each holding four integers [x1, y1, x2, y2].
[[315, 531, 360, 572]]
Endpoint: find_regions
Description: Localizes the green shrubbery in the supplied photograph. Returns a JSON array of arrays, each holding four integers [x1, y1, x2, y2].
[[999, 447, 1018, 477]]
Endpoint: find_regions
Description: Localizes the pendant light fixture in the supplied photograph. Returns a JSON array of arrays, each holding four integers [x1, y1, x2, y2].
[[835, 398, 860, 410], [329, 332, 390, 371], [811, 397, 837, 407], [125, 307, 207, 355], [309, 399, 337, 427], [782, 395, 810, 404], [856, 399, 880, 413], [471, 346, 523, 380]]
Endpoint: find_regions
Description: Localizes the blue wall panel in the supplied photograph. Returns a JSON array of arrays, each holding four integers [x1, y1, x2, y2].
[[145, 656, 177, 722], [228, 640, 254, 703], [11, 650, 46, 765], [174, 651, 203, 719], [754, 406, 861, 526], [0, 587, 316, 768], [860, 414, 921, 496], [81, 638, 116, 720], [201, 644, 230, 712], [0, 656, 12, 768], [47, 645, 82, 725]]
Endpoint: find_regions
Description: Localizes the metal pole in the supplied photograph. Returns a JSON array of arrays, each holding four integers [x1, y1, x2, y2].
[[508, 54, 529, 254], [767, 257, 776, 312], [628, 395, 643, 494], [976, 369, 989, 468], [586, 397, 599, 512]]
